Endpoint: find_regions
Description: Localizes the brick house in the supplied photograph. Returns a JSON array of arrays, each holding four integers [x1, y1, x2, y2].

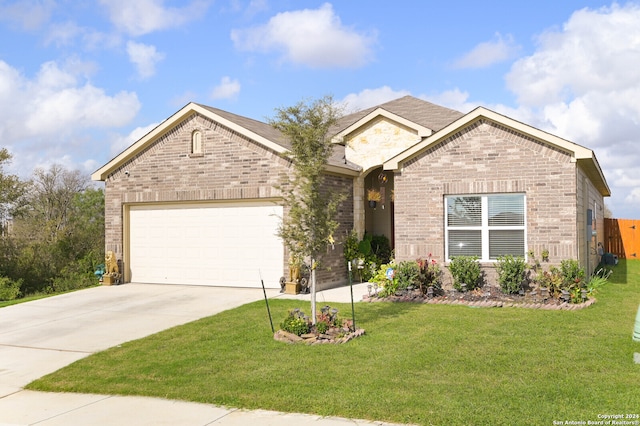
[[92, 96, 610, 289]]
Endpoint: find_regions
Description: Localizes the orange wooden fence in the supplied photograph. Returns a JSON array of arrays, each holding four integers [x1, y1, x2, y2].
[[604, 218, 639, 259]]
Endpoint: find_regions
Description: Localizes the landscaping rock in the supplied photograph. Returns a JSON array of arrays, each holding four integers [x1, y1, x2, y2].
[[274, 328, 366, 345]]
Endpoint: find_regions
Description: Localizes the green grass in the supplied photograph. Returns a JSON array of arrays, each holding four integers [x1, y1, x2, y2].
[[0, 293, 54, 308], [0, 284, 100, 308], [28, 260, 640, 425]]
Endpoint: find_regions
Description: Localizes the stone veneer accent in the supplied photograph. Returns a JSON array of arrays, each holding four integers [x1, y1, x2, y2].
[[344, 116, 421, 173]]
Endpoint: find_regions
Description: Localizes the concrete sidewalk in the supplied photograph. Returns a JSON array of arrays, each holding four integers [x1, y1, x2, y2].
[[0, 282, 406, 426]]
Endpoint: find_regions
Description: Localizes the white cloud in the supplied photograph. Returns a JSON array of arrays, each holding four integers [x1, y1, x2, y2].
[[625, 187, 640, 205], [0, 0, 55, 31], [99, 0, 210, 36], [340, 86, 410, 113], [341, 87, 476, 116], [0, 59, 140, 176], [211, 76, 241, 100], [507, 4, 640, 107], [44, 21, 83, 47], [43, 21, 122, 51], [504, 3, 640, 218], [422, 89, 476, 113], [109, 122, 159, 156], [231, 3, 376, 69], [453, 33, 520, 69], [127, 41, 165, 79]]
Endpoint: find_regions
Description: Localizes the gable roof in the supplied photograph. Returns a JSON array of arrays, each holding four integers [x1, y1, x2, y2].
[[383, 106, 611, 196], [92, 102, 360, 181], [332, 95, 464, 141]]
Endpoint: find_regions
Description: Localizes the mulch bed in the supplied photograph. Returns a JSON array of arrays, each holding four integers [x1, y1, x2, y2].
[[362, 287, 596, 310]]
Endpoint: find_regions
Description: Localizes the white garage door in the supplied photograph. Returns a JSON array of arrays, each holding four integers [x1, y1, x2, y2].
[[128, 202, 283, 288]]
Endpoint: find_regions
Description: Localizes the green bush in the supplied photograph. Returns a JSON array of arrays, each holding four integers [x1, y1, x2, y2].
[[315, 305, 340, 335], [396, 260, 419, 290], [536, 266, 563, 297], [370, 235, 392, 264], [280, 309, 310, 336], [496, 255, 527, 294], [371, 262, 398, 296], [535, 260, 591, 302], [0, 276, 22, 301], [344, 231, 392, 283], [343, 230, 360, 265], [560, 259, 585, 289], [357, 234, 372, 257], [315, 321, 329, 334], [449, 256, 481, 291]]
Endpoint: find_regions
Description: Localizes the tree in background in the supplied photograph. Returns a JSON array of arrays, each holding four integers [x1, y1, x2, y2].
[[0, 149, 27, 299], [269, 95, 346, 323], [0, 149, 26, 236], [3, 165, 104, 296]]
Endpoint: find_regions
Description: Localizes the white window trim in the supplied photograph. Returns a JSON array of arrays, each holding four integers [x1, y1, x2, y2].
[[444, 193, 527, 262]]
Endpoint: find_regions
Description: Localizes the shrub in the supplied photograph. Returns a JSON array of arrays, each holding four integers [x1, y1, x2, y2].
[[358, 234, 372, 257], [344, 232, 391, 283], [449, 256, 481, 291], [280, 309, 310, 336], [496, 255, 527, 294], [0, 276, 22, 301], [587, 267, 612, 297], [371, 262, 398, 296], [343, 230, 360, 265], [536, 266, 563, 297], [316, 305, 340, 333], [396, 261, 419, 290], [51, 271, 97, 293], [416, 255, 442, 293], [535, 260, 590, 301], [315, 321, 329, 334], [560, 259, 585, 289], [370, 235, 392, 264]]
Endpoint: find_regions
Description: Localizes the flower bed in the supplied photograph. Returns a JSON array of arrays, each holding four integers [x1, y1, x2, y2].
[[274, 305, 365, 345], [362, 287, 597, 310]]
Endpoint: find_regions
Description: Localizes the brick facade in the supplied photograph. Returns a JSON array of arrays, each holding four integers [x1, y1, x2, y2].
[[314, 173, 354, 288], [392, 118, 595, 285], [103, 112, 354, 288], [97, 97, 608, 291]]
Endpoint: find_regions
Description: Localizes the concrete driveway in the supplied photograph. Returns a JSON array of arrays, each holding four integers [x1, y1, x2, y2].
[[0, 283, 406, 426], [0, 284, 276, 397]]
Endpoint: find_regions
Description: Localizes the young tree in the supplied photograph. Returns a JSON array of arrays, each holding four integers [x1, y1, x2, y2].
[[269, 96, 346, 323]]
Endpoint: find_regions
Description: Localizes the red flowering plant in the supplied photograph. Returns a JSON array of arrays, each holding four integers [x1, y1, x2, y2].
[[416, 254, 442, 294]]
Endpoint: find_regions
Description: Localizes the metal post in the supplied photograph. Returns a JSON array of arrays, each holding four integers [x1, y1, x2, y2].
[[259, 270, 274, 334]]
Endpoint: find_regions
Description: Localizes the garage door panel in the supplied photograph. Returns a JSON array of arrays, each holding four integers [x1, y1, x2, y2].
[[129, 203, 283, 288]]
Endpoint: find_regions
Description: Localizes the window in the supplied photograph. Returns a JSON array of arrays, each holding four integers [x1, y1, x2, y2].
[[445, 194, 526, 261], [191, 130, 202, 154]]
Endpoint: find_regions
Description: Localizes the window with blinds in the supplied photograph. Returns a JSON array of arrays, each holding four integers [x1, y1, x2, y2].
[[445, 194, 526, 261]]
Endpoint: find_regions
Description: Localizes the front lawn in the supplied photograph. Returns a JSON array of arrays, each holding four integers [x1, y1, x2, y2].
[[28, 260, 640, 425]]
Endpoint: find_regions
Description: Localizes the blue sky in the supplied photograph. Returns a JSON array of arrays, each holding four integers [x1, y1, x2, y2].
[[1, 1, 639, 219]]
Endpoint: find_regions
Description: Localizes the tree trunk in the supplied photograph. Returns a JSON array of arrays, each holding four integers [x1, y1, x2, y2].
[[311, 258, 317, 325]]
